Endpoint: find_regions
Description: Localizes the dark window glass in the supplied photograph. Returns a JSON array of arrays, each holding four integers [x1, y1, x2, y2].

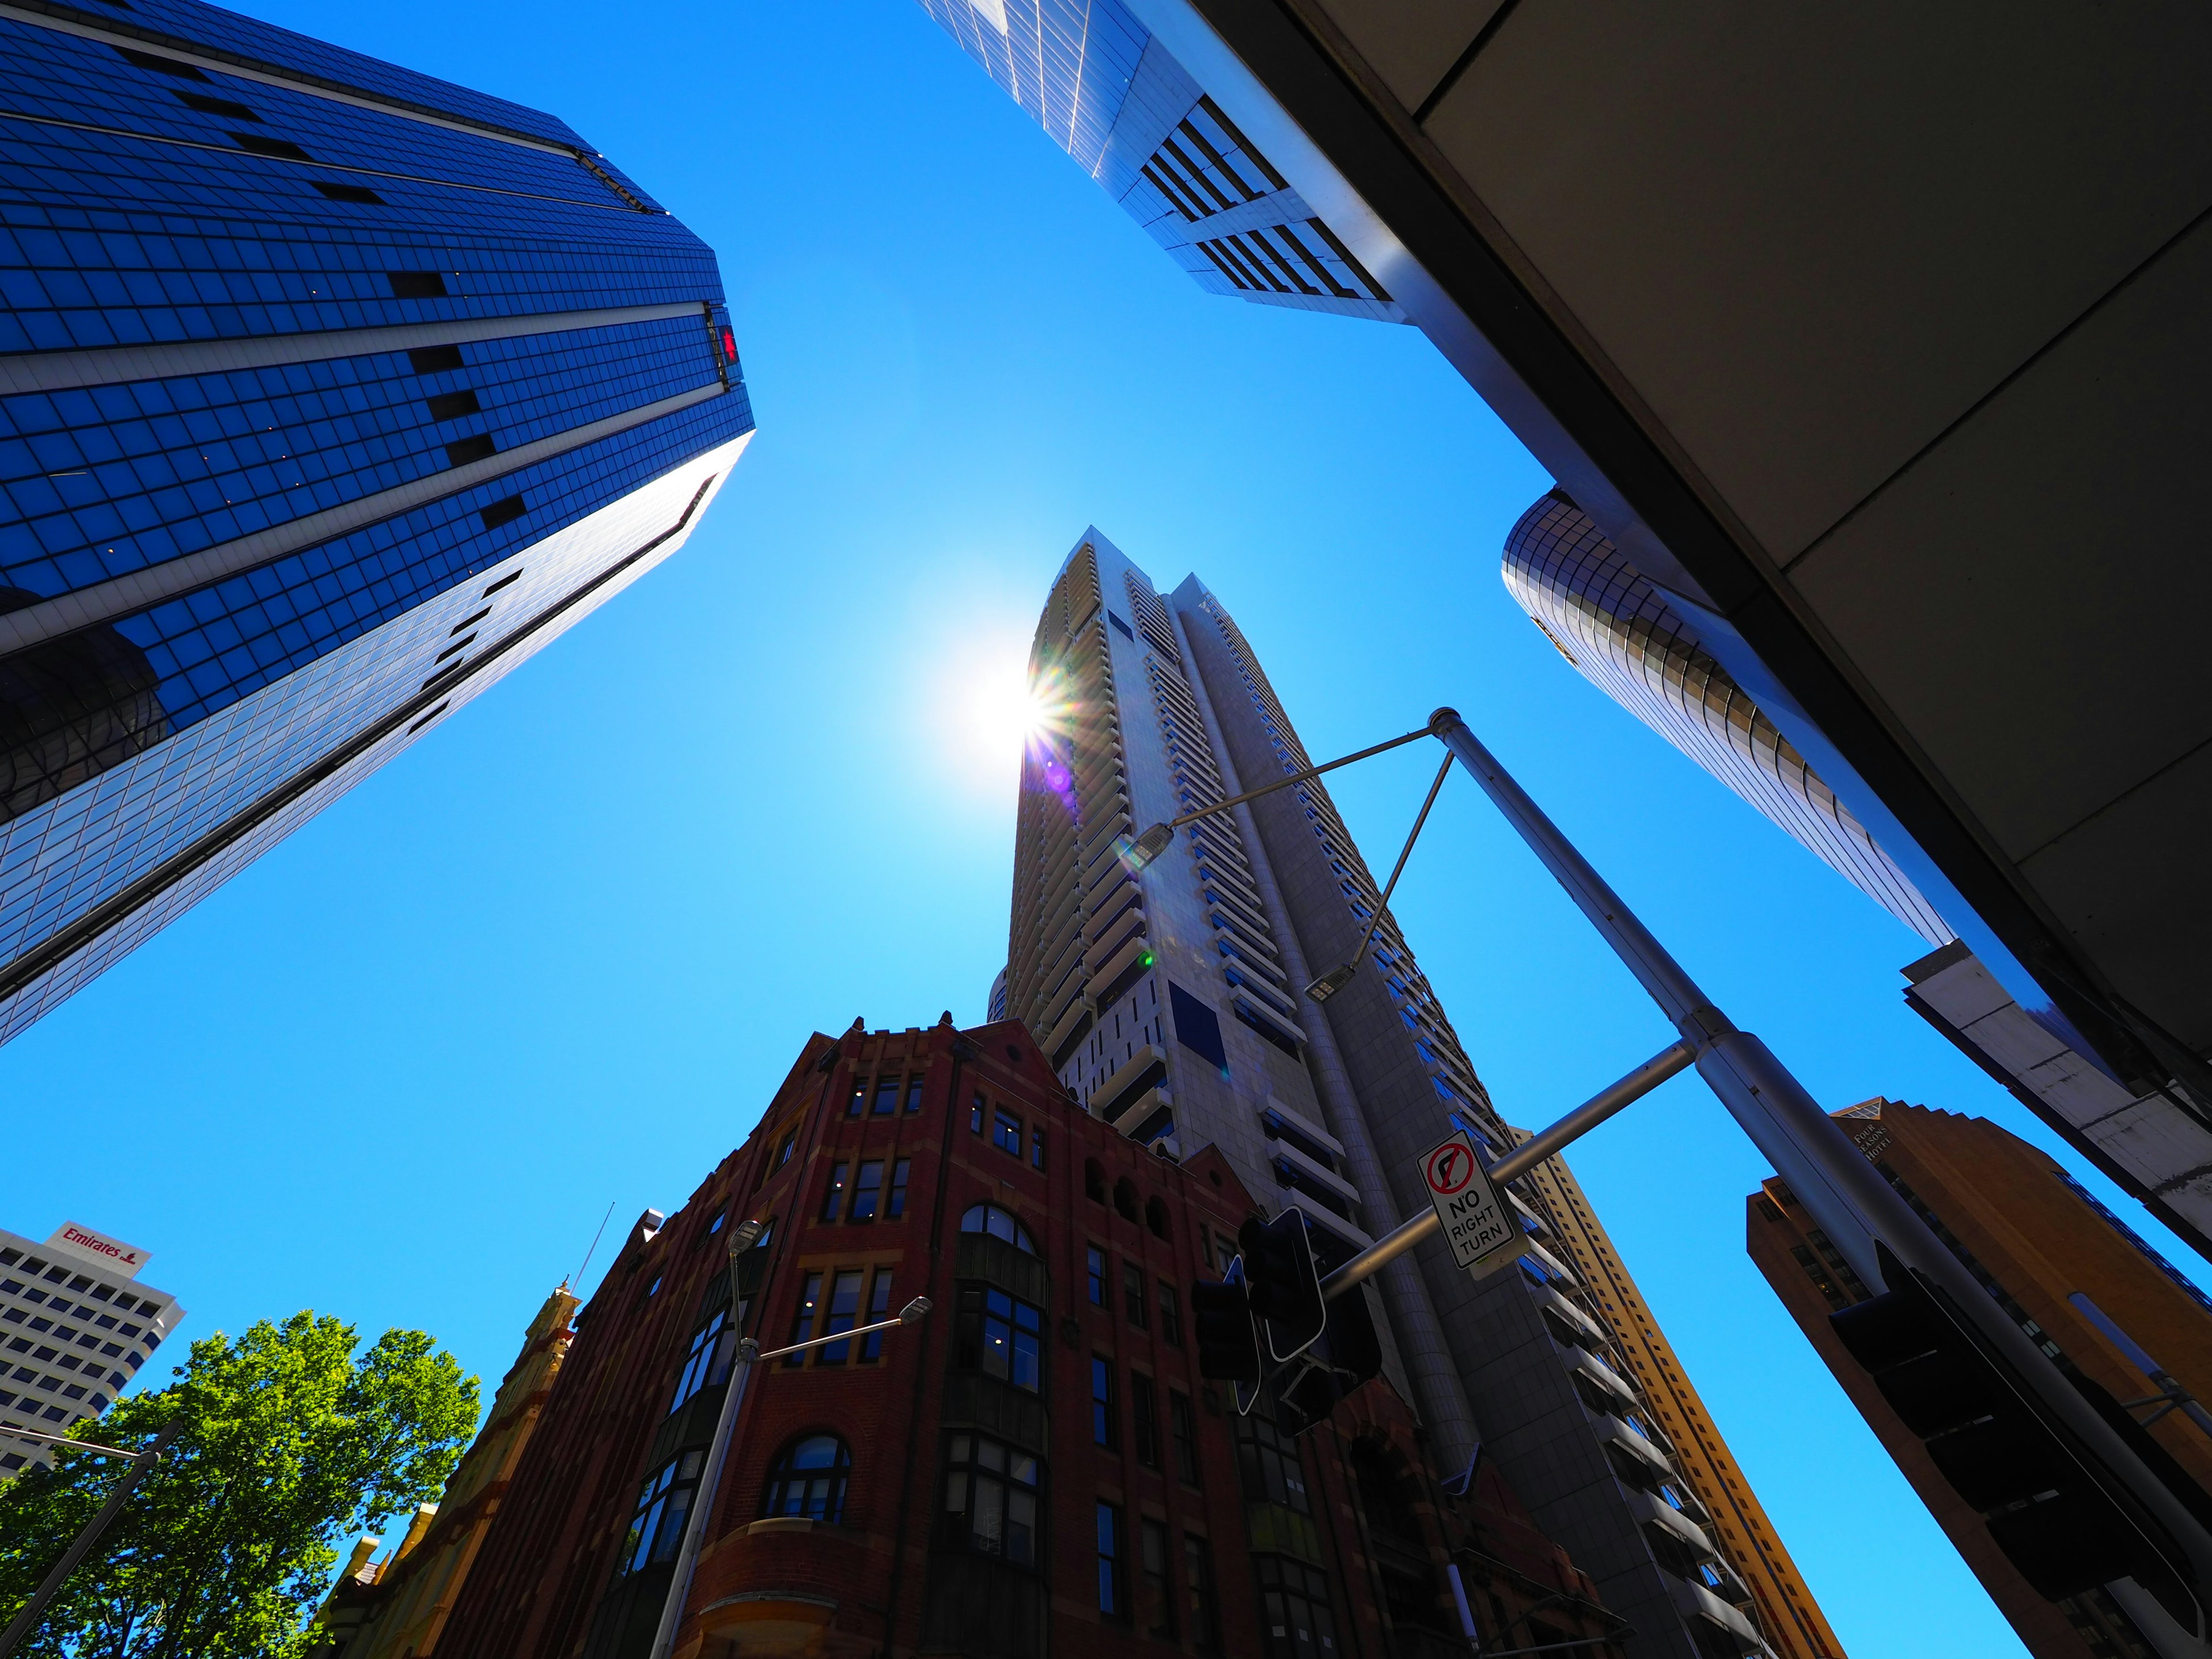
[[818, 1269, 865, 1365], [761, 1434, 849, 1522], [1237, 1412, 1312, 1512], [1132, 1373, 1160, 1468], [971, 1092, 987, 1134], [1158, 1282, 1183, 1347], [778, 1134, 796, 1165], [1097, 1502, 1124, 1618], [973, 1287, 1043, 1392], [942, 1433, 1043, 1567], [784, 1271, 822, 1368], [1143, 1517, 1177, 1639], [1087, 1247, 1108, 1307], [874, 1077, 899, 1116], [1085, 1160, 1107, 1203], [1032, 1127, 1047, 1170], [1092, 1358, 1116, 1448], [1123, 1262, 1148, 1328], [1185, 1535, 1219, 1653], [1171, 1391, 1199, 1483], [905, 1076, 925, 1113], [847, 1081, 866, 1116], [888, 1158, 911, 1218], [1255, 1555, 1340, 1659], [615, 1449, 702, 1575], [861, 1269, 895, 1361], [851, 1160, 884, 1221], [821, 1162, 849, 1221], [959, 1203, 1037, 1254], [669, 1309, 733, 1412], [993, 1109, 1022, 1156]]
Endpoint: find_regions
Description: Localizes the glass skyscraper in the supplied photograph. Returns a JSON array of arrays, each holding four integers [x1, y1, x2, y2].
[[0, 0, 753, 1041], [1003, 531, 1826, 1659]]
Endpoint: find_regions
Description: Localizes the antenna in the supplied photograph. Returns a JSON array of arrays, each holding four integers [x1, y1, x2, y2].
[[570, 1199, 616, 1291]]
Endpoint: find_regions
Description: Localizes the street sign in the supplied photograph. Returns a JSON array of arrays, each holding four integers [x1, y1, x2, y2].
[[1420, 1130, 1523, 1275]]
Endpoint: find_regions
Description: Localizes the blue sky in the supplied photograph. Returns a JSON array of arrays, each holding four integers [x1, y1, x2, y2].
[[6, 1, 2202, 1652]]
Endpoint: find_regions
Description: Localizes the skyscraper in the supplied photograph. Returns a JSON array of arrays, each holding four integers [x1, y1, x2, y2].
[[1752, 1097, 2212, 1657], [0, 0, 753, 1042], [1006, 530, 1824, 1659]]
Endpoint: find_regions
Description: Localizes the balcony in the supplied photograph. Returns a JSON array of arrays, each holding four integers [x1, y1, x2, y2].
[[1665, 1573, 1767, 1655]]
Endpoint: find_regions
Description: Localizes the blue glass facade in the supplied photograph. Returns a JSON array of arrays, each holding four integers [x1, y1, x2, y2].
[[0, 0, 753, 1040], [914, 0, 1402, 322]]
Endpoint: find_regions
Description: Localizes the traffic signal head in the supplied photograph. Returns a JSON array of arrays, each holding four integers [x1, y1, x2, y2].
[[1192, 1260, 1260, 1388], [1240, 1210, 1325, 1363], [1274, 1278, 1385, 1436]]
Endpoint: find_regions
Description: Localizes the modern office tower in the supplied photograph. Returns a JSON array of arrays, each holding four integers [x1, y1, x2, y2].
[[311, 1285, 578, 1659], [1498, 492, 2212, 1264], [914, 1, 2212, 1272], [1518, 1154, 1843, 1659], [428, 1015, 1634, 1659], [1005, 529, 1810, 1658], [0, 0, 752, 1044], [0, 1221, 180, 1477], [1752, 1099, 2212, 1658]]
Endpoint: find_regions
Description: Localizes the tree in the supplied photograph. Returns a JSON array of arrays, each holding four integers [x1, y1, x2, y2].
[[0, 1310, 479, 1659]]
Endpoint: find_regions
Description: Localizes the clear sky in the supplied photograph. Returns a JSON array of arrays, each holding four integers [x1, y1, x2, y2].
[[7, 1, 2202, 1653]]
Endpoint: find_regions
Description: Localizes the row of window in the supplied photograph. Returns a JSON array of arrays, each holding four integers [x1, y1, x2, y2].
[[1090, 1357, 1201, 1483], [847, 1073, 926, 1117], [783, 1267, 897, 1368], [820, 1157, 911, 1222], [1097, 1502, 1221, 1648], [970, 1091, 1047, 1169], [1085, 1247, 1183, 1344]]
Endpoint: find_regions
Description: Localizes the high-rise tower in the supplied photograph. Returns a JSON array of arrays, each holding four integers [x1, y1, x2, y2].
[[0, 0, 753, 1042], [1006, 530, 1828, 1659]]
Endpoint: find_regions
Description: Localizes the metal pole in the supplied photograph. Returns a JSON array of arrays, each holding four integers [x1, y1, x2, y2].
[[644, 1298, 931, 1659], [1164, 725, 1433, 832], [0, 1421, 180, 1659], [1425, 706, 2212, 1618], [1321, 1040, 1696, 1301]]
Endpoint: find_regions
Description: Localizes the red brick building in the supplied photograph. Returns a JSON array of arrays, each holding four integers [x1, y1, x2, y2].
[[432, 1016, 1626, 1659]]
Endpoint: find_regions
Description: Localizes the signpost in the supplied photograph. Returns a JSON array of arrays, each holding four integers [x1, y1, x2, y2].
[[1420, 1130, 1524, 1277]]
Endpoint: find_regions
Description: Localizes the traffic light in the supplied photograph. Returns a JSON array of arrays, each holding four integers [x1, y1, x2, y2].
[[1240, 1210, 1325, 1363], [1192, 1259, 1260, 1388], [1831, 1247, 2195, 1621], [1274, 1277, 1385, 1437]]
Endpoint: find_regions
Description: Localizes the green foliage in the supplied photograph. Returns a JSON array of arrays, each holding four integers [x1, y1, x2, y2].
[[0, 1311, 479, 1659]]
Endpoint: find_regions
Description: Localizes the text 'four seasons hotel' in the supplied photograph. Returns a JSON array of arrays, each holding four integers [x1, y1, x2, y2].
[[1000, 532, 1844, 1659], [0, 0, 752, 1041]]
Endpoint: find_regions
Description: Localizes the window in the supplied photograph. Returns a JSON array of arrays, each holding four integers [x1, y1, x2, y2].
[[905, 1075, 925, 1113], [822, 1163, 849, 1221], [1185, 1535, 1219, 1653], [1171, 1391, 1199, 1484], [960, 1287, 1043, 1392], [942, 1433, 1042, 1566], [971, 1092, 987, 1134], [959, 1203, 1037, 1254], [1237, 1412, 1310, 1512], [669, 1309, 733, 1412], [1088, 1247, 1108, 1307], [408, 343, 465, 374], [1092, 1358, 1117, 1447], [888, 1158, 911, 1218], [778, 1133, 796, 1165], [874, 1077, 899, 1116], [817, 1270, 865, 1365], [861, 1269, 895, 1361], [1132, 1373, 1160, 1468], [785, 1271, 823, 1368], [1085, 1159, 1107, 1203], [1032, 1127, 1047, 1171], [761, 1434, 850, 1523], [993, 1109, 1022, 1156], [616, 1450, 702, 1575], [1158, 1282, 1183, 1347], [1097, 1502, 1125, 1619], [1123, 1262, 1148, 1328], [847, 1081, 866, 1116], [1115, 1179, 1139, 1223], [1255, 1555, 1340, 1659], [851, 1160, 884, 1221], [1142, 1517, 1177, 1638]]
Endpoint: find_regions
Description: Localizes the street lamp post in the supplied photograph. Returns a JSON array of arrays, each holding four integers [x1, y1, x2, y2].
[[643, 1219, 930, 1659], [0, 1421, 182, 1659]]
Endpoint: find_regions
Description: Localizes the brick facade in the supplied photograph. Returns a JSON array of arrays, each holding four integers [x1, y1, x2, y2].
[[429, 1015, 1628, 1659]]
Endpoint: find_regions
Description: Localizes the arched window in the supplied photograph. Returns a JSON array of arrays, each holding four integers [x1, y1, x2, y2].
[[1113, 1177, 1139, 1224], [761, 1434, 851, 1524], [960, 1202, 1038, 1255], [1084, 1158, 1107, 1204], [1145, 1196, 1171, 1241]]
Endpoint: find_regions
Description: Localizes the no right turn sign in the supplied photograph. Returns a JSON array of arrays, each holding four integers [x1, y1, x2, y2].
[[1420, 1128, 1522, 1275]]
